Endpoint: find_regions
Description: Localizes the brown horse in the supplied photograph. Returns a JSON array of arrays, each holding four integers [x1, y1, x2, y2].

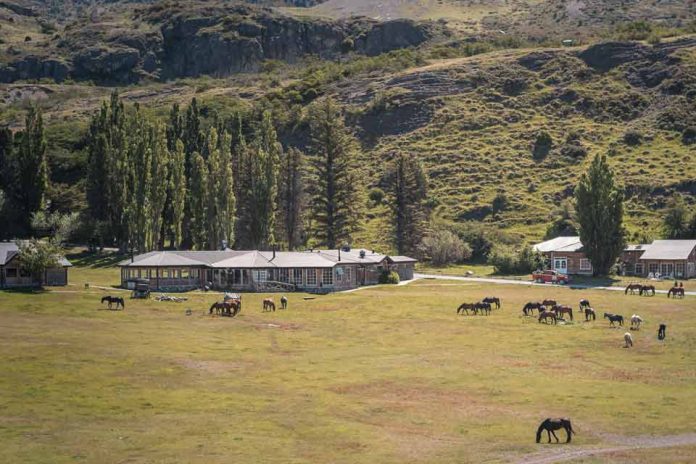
[[542, 299, 557, 307], [579, 299, 591, 310], [475, 301, 492, 315], [625, 283, 642, 295], [538, 310, 557, 324], [640, 285, 655, 296], [523, 302, 543, 316], [552, 304, 573, 321], [667, 287, 685, 298], [583, 307, 596, 321], [263, 298, 276, 312], [482, 296, 501, 309], [209, 301, 239, 317], [536, 418, 574, 443], [457, 303, 476, 315]]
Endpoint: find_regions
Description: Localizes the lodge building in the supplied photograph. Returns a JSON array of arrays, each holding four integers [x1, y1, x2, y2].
[[118, 248, 417, 292]]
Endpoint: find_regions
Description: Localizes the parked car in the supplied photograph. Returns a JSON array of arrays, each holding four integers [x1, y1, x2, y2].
[[532, 269, 570, 284]]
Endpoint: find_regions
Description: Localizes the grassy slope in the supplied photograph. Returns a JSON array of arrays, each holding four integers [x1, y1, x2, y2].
[[1, 265, 695, 463]]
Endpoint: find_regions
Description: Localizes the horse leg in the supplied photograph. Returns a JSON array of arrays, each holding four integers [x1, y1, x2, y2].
[[551, 430, 559, 443], [547, 429, 552, 443]]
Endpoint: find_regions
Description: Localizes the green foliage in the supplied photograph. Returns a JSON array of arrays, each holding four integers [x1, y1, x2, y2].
[[16, 239, 61, 286], [532, 130, 552, 160], [615, 21, 653, 40], [419, 229, 471, 266], [574, 153, 626, 276], [662, 195, 695, 239], [30, 210, 81, 244], [683, 127, 696, 145], [378, 270, 400, 285], [188, 152, 209, 250], [278, 147, 306, 250], [488, 246, 543, 275], [368, 187, 385, 206], [306, 98, 363, 249], [544, 200, 578, 239]]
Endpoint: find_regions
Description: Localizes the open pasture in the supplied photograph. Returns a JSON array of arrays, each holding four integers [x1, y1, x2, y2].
[[1, 273, 695, 463]]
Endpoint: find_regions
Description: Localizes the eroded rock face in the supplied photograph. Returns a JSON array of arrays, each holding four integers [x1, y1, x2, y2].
[[72, 46, 141, 83], [577, 41, 656, 72], [0, 56, 69, 83]]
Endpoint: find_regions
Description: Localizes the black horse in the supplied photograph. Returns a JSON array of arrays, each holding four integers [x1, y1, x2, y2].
[[536, 418, 574, 443], [482, 296, 501, 309], [604, 312, 624, 327], [583, 307, 596, 321], [523, 302, 543, 316], [658, 324, 667, 340], [101, 296, 125, 310], [475, 301, 492, 315]]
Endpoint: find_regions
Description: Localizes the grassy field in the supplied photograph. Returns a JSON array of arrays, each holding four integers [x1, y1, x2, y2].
[[1, 265, 695, 463]]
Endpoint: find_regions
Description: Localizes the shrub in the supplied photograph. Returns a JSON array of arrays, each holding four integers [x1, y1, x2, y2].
[[532, 131, 553, 160], [561, 143, 587, 158], [492, 192, 509, 213], [682, 126, 696, 145], [623, 129, 643, 146], [489, 246, 544, 275], [368, 187, 385, 205], [378, 270, 400, 284], [420, 229, 472, 266]]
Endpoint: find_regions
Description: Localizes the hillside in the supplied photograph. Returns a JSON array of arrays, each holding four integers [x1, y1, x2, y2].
[[1, 0, 695, 250]]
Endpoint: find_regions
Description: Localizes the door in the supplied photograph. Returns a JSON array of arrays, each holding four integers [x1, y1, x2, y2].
[[554, 258, 568, 274]]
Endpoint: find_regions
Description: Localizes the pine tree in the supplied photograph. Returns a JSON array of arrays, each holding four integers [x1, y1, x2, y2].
[[189, 152, 209, 249], [306, 98, 363, 249], [168, 140, 186, 248], [574, 153, 626, 276], [14, 107, 49, 232], [279, 147, 306, 250], [387, 152, 429, 255]]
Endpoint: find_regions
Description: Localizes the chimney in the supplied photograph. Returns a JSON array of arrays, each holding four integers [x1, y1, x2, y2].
[[272, 244, 276, 260], [338, 248, 341, 261]]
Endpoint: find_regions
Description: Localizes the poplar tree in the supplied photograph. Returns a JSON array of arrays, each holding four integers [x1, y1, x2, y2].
[[247, 146, 277, 249], [189, 152, 209, 249], [306, 98, 362, 249], [278, 147, 305, 250], [205, 128, 236, 249], [168, 140, 186, 248], [14, 107, 49, 231], [387, 152, 429, 255], [128, 107, 152, 253], [148, 124, 170, 250], [575, 153, 626, 276]]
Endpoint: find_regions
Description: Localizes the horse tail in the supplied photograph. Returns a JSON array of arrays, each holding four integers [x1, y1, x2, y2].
[[536, 422, 546, 443], [209, 302, 216, 313], [121, 298, 125, 308], [625, 286, 629, 294]]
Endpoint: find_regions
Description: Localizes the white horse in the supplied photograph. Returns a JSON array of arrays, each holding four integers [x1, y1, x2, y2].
[[630, 314, 643, 330], [624, 332, 633, 348]]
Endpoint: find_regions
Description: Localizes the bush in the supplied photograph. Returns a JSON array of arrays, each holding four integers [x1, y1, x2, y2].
[[420, 229, 472, 266], [489, 246, 544, 275], [623, 129, 643, 146], [492, 192, 509, 213], [682, 126, 696, 145], [532, 131, 553, 160], [561, 143, 587, 159], [368, 187, 385, 205], [378, 270, 400, 284]]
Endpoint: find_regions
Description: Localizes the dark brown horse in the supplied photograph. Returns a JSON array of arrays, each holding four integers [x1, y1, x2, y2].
[[482, 296, 501, 309], [667, 287, 685, 298], [552, 304, 573, 321], [538, 310, 557, 324], [475, 301, 492, 315], [210, 301, 239, 317], [625, 283, 642, 295], [579, 299, 591, 310], [604, 312, 624, 327], [523, 302, 543, 316], [101, 296, 125, 310], [640, 285, 655, 296], [583, 307, 596, 321], [457, 303, 476, 315], [536, 418, 574, 443], [542, 299, 557, 307], [263, 298, 276, 312]]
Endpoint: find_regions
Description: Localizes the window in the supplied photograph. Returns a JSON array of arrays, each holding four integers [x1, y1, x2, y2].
[[162, 269, 171, 278], [181, 269, 190, 278], [675, 262, 685, 278], [554, 258, 567, 271], [306, 269, 317, 286], [345, 266, 352, 284], [6, 268, 17, 278], [278, 269, 289, 283], [191, 269, 199, 279], [661, 263, 673, 277], [292, 269, 303, 285], [635, 263, 643, 276], [253, 270, 267, 283], [322, 268, 333, 285], [579, 259, 592, 271], [648, 263, 658, 274]]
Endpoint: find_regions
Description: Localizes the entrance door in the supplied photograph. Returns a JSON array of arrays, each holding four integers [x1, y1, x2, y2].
[[554, 258, 568, 274]]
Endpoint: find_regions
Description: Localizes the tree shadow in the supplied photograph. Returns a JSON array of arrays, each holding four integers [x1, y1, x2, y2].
[[66, 250, 127, 268]]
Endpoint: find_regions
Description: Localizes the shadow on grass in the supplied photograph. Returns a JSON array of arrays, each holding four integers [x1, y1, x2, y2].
[[571, 275, 622, 287], [0, 287, 49, 294], [66, 250, 127, 268]]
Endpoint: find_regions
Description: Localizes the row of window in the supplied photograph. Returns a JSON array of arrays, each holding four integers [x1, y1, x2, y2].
[[3, 268, 30, 278], [125, 268, 201, 279]]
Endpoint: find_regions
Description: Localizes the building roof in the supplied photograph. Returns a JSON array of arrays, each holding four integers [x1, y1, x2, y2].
[[624, 244, 651, 252], [0, 241, 72, 267], [639, 240, 696, 261], [119, 248, 415, 269], [532, 236, 583, 253]]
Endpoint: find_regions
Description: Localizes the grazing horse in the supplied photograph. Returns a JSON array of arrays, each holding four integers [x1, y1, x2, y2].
[[280, 295, 288, 309], [625, 283, 642, 295], [210, 301, 238, 317], [552, 304, 573, 321], [523, 302, 543, 316], [604, 312, 624, 327], [538, 310, 557, 324], [475, 301, 492, 315], [579, 299, 591, 310], [263, 298, 276, 312], [482, 296, 501, 309], [101, 296, 125, 310], [542, 299, 557, 307], [536, 418, 574, 443], [667, 287, 685, 298], [457, 303, 476, 315], [630, 314, 643, 330], [624, 332, 633, 348], [658, 324, 666, 340], [640, 285, 655, 296], [583, 307, 596, 321]]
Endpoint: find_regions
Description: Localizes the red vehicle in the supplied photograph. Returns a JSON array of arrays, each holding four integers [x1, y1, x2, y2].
[[532, 269, 570, 284]]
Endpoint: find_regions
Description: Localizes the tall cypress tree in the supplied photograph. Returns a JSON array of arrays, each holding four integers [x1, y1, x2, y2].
[[278, 147, 305, 250], [575, 153, 626, 276], [306, 98, 362, 249], [387, 152, 429, 255]]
